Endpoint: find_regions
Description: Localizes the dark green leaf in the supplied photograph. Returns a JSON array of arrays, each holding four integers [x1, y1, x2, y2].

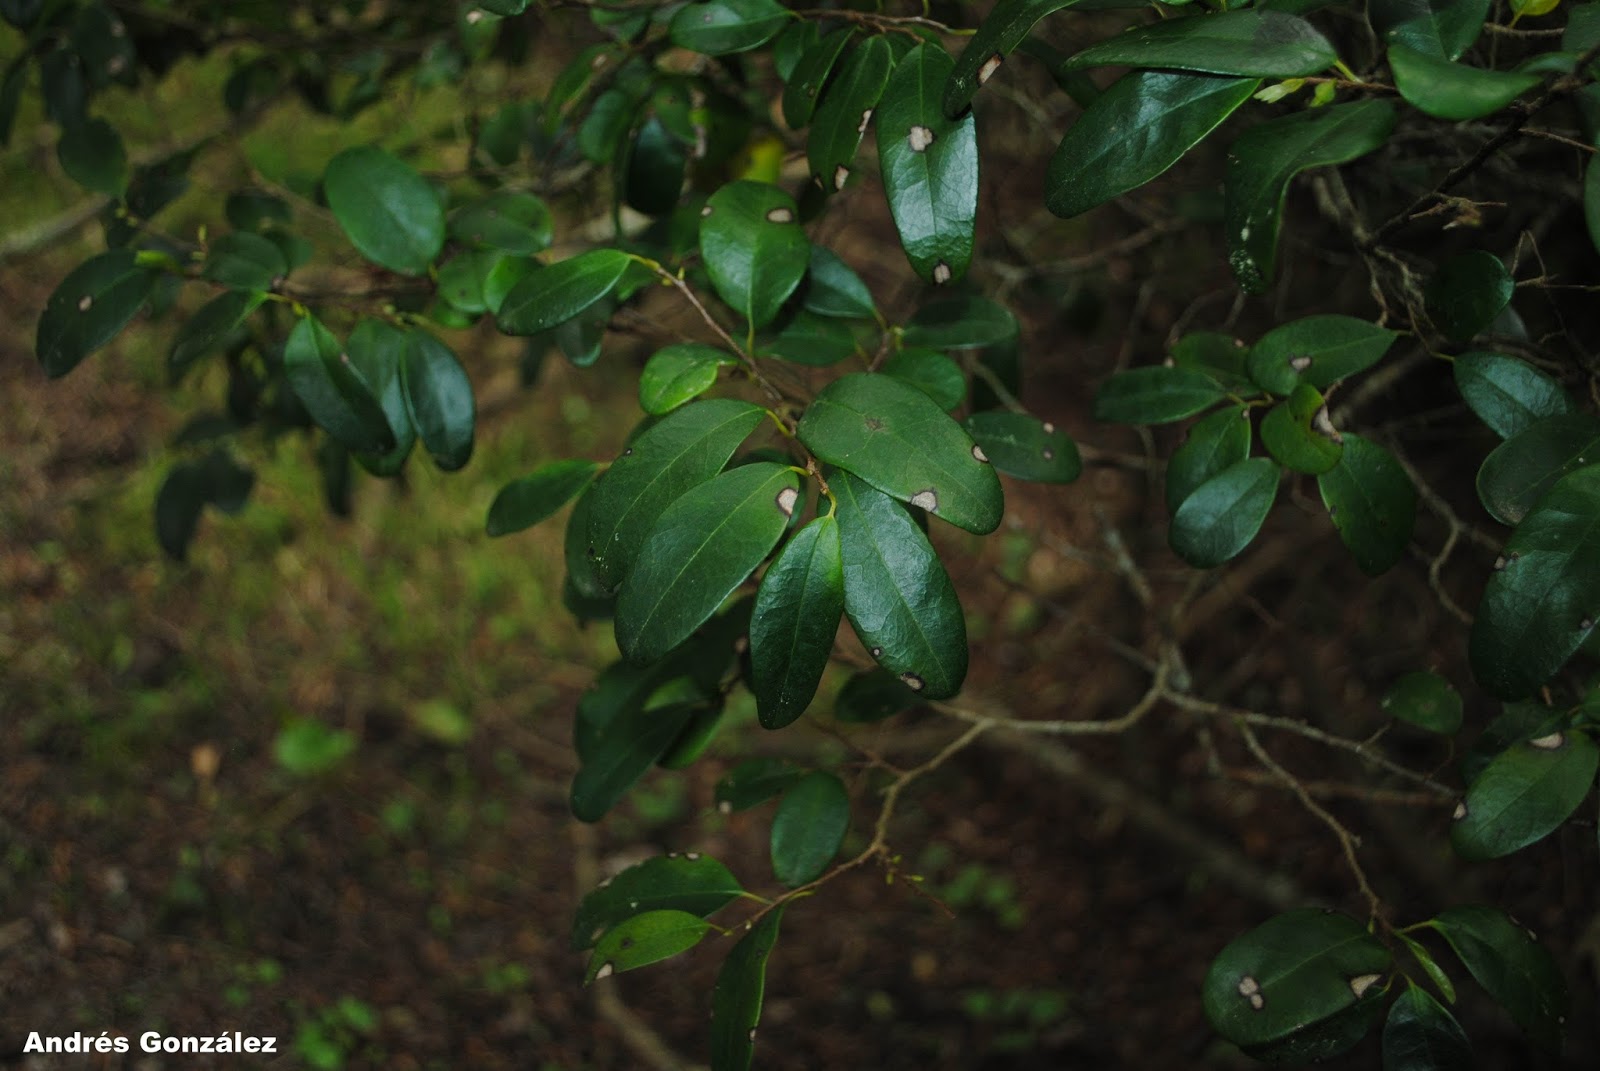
[[1397, 933, 1456, 1005], [1427, 905, 1567, 1050], [1203, 908, 1391, 1051], [669, 0, 789, 56], [901, 295, 1019, 350], [717, 759, 807, 813], [808, 35, 893, 194], [169, 290, 264, 379], [1382, 671, 1463, 734], [1370, 0, 1492, 59], [625, 115, 689, 216], [1171, 331, 1253, 391], [283, 314, 395, 454], [225, 191, 292, 233], [963, 410, 1082, 484], [784, 26, 854, 130], [617, 463, 799, 664], [155, 464, 208, 562], [401, 331, 474, 471], [345, 319, 416, 477], [1093, 365, 1229, 424], [1462, 703, 1567, 785], [1062, 11, 1337, 78], [488, 460, 600, 537], [570, 700, 696, 822], [1452, 728, 1598, 860], [1389, 43, 1539, 120], [770, 771, 850, 886], [1169, 457, 1278, 568], [751, 516, 844, 729], [1470, 464, 1600, 698], [1166, 406, 1251, 514], [578, 88, 636, 164], [1475, 413, 1600, 526], [700, 180, 809, 328], [639, 344, 733, 415], [1225, 100, 1397, 292], [202, 232, 289, 291], [437, 250, 500, 316], [1247, 314, 1399, 395], [1382, 986, 1472, 1071], [1425, 250, 1513, 342], [1453, 351, 1574, 440], [1261, 383, 1343, 475], [1, 57, 26, 149], [943, 0, 1091, 118], [833, 474, 968, 699], [881, 348, 966, 411], [877, 43, 980, 286], [801, 245, 876, 319], [772, 20, 819, 83], [1046, 71, 1258, 219], [585, 909, 711, 983], [497, 249, 631, 335], [447, 190, 554, 254], [759, 309, 858, 366], [799, 373, 1004, 534], [1317, 433, 1416, 575], [323, 145, 444, 276], [57, 116, 128, 195], [36, 250, 157, 378], [834, 667, 922, 723], [710, 906, 783, 1071]]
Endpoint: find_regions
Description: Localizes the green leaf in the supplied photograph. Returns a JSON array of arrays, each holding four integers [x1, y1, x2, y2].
[[1382, 671, 1463, 734], [699, 180, 809, 328], [1475, 413, 1600, 526], [1260, 383, 1342, 475], [487, 460, 600, 537], [808, 35, 894, 194], [1166, 407, 1251, 514], [773, 20, 818, 83], [1172, 331, 1254, 392], [876, 43, 980, 286], [585, 909, 711, 983], [963, 411, 1082, 484], [1427, 905, 1567, 1049], [1370, 0, 1492, 59], [639, 344, 733, 415], [1225, 99, 1397, 292], [1462, 703, 1567, 784], [834, 667, 922, 723], [1382, 986, 1472, 1071], [624, 115, 689, 216], [833, 474, 968, 699], [901, 295, 1019, 350], [943, 0, 1091, 118], [36, 250, 157, 378], [401, 331, 474, 472], [1317, 433, 1416, 575], [617, 463, 800, 664], [283, 314, 395, 455], [751, 516, 844, 730], [716, 759, 806, 812], [570, 699, 696, 822], [586, 399, 766, 591], [1203, 908, 1391, 1052], [1453, 351, 1574, 440], [496, 249, 631, 335], [801, 245, 876, 319], [1397, 933, 1456, 1005], [203, 232, 289, 291], [799, 374, 1004, 534], [57, 116, 128, 195], [1046, 71, 1259, 220], [669, 0, 789, 56], [155, 453, 255, 561], [1470, 465, 1600, 698], [881, 348, 966, 411], [1169, 457, 1278, 568], [760, 309, 858, 366], [447, 190, 554, 254], [1062, 11, 1337, 78], [1246, 314, 1399, 395], [1093, 366, 1228, 424], [169, 290, 265, 379], [783, 26, 854, 130], [323, 145, 444, 276], [573, 853, 743, 950], [1425, 251, 1513, 342], [770, 771, 850, 886], [1452, 728, 1598, 860], [273, 718, 355, 776], [344, 319, 416, 477], [1388, 43, 1540, 121], [710, 906, 783, 1071]]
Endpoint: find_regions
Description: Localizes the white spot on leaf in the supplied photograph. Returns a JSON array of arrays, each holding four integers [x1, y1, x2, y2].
[[77, 295, 92, 312], [1528, 732, 1566, 750], [1290, 355, 1312, 372], [1313, 406, 1343, 444], [1348, 973, 1382, 998], [1237, 976, 1260, 997], [908, 125, 935, 152], [765, 206, 794, 224], [700, 205, 713, 217], [1453, 800, 1468, 820], [857, 109, 874, 135], [910, 489, 938, 512], [1248, 993, 1265, 1010], [833, 165, 850, 191], [595, 962, 614, 980], [1041, 422, 1055, 434], [978, 54, 1003, 85], [1493, 555, 1508, 571], [932, 261, 952, 285], [718, 799, 732, 815], [971, 444, 989, 463], [900, 672, 924, 692], [776, 487, 799, 517]]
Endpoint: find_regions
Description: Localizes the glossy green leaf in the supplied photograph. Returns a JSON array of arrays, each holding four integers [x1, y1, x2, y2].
[[1382, 671, 1463, 734], [283, 315, 396, 454], [586, 399, 765, 590], [1046, 71, 1259, 220], [710, 906, 783, 1071], [487, 460, 600, 537], [401, 331, 474, 472], [323, 145, 444, 276], [617, 463, 799, 663], [202, 232, 288, 291], [1171, 331, 1253, 392], [943, 0, 1091, 118], [570, 699, 696, 822], [437, 250, 501, 316], [751, 516, 844, 730], [1427, 905, 1567, 1050], [1370, 0, 1492, 59], [344, 319, 416, 477], [1475, 413, 1600, 526], [881, 349, 966, 411], [770, 771, 850, 886], [497, 249, 632, 335], [1389, 43, 1539, 121], [1093, 366, 1228, 424], [760, 309, 858, 366], [169, 290, 264, 379], [1260, 383, 1342, 475], [1317, 433, 1416, 575], [625, 115, 689, 216], [1452, 728, 1598, 860], [1247, 315, 1399, 395], [1453, 351, 1574, 440], [447, 190, 553, 254], [639, 344, 733, 415], [57, 116, 127, 195], [801, 245, 876, 319], [585, 909, 711, 983], [1203, 908, 1391, 1052], [877, 43, 980, 286], [1225, 99, 1396, 292], [808, 35, 893, 194], [799, 374, 1003, 534], [1463, 703, 1566, 785], [784, 26, 854, 130], [1425, 251, 1513, 342], [669, 0, 789, 56], [773, 20, 819, 82], [1470, 464, 1600, 698], [1166, 407, 1251, 514], [901, 296, 1019, 350], [834, 667, 922, 723], [716, 758, 806, 812], [1382, 986, 1472, 1071], [833, 474, 968, 699], [1170, 457, 1278, 568], [963, 411, 1082, 484], [1063, 11, 1337, 78], [36, 250, 157, 378], [1397, 933, 1456, 1005], [700, 180, 808, 328]]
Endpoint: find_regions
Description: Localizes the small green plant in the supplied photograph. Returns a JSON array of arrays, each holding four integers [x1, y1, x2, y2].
[[293, 997, 379, 1071]]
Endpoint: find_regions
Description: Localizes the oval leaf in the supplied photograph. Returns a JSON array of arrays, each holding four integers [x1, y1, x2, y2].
[[1425, 250, 1513, 343], [283, 314, 395, 455], [1389, 43, 1539, 120], [488, 459, 600, 537], [1427, 905, 1567, 1050], [963, 411, 1082, 484], [1093, 365, 1228, 425], [1317, 433, 1416, 576], [700, 180, 809, 328], [760, 309, 858, 366], [639, 343, 733, 415], [881, 348, 966, 411], [345, 318, 416, 476], [710, 906, 783, 1071], [801, 244, 876, 319], [901, 295, 1018, 350], [169, 290, 264, 379], [323, 144, 444, 276], [36, 250, 157, 378], [1166, 406, 1251, 514], [1172, 331, 1253, 392], [943, 0, 1089, 118], [585, 909, 711, 984], [783, 26, 854, 130], [1382, 986, 1472, 1071], [202, 232, 288, 291], [1063, 10, 1338, 78], [751, 515, 845, 729], [57, 116, 127, 195], [808, 35, 893, 194], [770, 771, 850, 887], [400, 331, 474, 471], [715, 758, 806, 812], [669, 0, 789, 56], [1371, 0, 1492, 59], [1475, 413, 1600, 526], [497, 248, 631, 336], [1452, 729, 1598, 860], [448, 190, 553, 254], [1260, 383, 1342, 475], [1382, 670, 1463, 734], [570, 699, 696, 822], [1247, 314, 1399, 395], [1170, 457, 1278, 568], [1453, 351, 1573, 440]]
